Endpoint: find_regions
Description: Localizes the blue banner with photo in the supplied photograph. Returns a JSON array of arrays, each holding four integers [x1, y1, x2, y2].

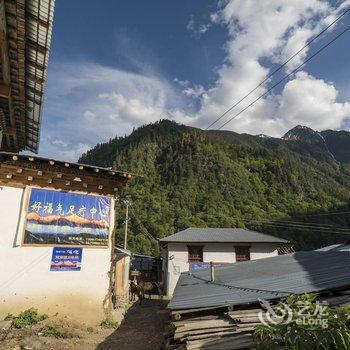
[[189, 262, 230, 271], [50, 247, 83, 271], [24, 188, 111, 246]]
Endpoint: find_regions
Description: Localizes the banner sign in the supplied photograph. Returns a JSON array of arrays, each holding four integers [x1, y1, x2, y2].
[[189, 262, 230, 271], [50, 247, 83, 271], [23, 188, 111, 246]]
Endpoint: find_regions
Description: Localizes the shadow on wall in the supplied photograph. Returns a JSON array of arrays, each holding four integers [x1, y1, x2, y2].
[[96, 299, 169, 350]]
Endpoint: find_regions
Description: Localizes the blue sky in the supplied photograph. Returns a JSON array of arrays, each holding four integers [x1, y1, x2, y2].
[[38, 0, 350, 161]]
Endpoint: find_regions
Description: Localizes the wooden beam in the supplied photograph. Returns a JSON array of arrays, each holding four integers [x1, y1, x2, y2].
[[26, 85, 43, 98], [3, 126, 16, 135], [26, 57, 46, 71], [27, 73, 44, 84], [0, 0, 11, 85], [26, 12, 50, 28], [0, 83, 10, 98], [26, 38, 48, 55]]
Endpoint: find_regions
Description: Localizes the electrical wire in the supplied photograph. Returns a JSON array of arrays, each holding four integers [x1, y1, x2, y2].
[[241, 219, 350, 235], [129, 207, 159, 243], [239, 217, 350, 231], [216, 24, 350, 130], [288, 209, 350, 217], [206, 7, 350, 130]]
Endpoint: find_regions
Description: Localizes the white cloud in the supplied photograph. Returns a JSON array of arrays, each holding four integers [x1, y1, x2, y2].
[[40, 62, 185, 160], [192, 0, 350, 135], [279, 72, 350, 130], [83, 110, 96, 121], [174, 78, 205, 98], [187, 14, 211, 37], [51, 138, 68, 147], [59, 143, 92, 162]]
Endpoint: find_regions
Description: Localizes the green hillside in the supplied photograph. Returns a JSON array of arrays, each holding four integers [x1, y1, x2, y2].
[[79, 120, 350, 255]]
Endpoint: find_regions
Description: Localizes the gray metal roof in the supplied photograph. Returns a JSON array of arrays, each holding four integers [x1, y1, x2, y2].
[[316, 243, 350, 252], [168, 248, 350, 310], [115, 246, 132, 256], [160, 227, 288, 244]]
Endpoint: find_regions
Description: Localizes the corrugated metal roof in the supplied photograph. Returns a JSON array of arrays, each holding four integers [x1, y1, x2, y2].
[[316, 243, 350, 252], [115, 246, 132, 256], [25, 0, 55, 153], [168, 249, 350, 310], [0, 0, 55, 153], [160, 227, 288, 244]]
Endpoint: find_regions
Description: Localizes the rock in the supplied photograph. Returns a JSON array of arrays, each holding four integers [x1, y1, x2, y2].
[[0, 320, 12, 330], [21, 338, 43, 350]]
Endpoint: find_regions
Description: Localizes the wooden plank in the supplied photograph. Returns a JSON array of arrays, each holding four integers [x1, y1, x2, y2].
[[231, 316, 260, 323], [187, 333, 252, 350], [0, 83, 10, 98], [173, 314, 225, 327], [174, 327, 236, 340], [228, 308, 261, 316], [186, 330, 244, 342], [171, 305, 228, 316], [174, 319, 235, 333]]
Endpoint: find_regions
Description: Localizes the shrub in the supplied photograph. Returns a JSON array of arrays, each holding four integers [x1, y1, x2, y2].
[[252, 294, 350, 350], [41, 324, 75, 338], [41, 325, 62, 338], [6, 308, 48, 329], [100, 316, 119, 329]]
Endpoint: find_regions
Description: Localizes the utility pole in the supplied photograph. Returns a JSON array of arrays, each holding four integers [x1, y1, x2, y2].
[[124, 200, 131, 249]]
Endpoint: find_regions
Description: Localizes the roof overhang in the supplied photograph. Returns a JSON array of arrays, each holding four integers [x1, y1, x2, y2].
[[0, 152, 133, 195], [0, 0, 55, 153]]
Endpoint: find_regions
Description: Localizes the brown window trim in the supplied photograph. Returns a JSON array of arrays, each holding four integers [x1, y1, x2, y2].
[[187, 245, 204, 263], [234, 245, 251, 262]]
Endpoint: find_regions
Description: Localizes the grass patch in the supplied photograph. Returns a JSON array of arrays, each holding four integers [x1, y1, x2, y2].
[[5, 308, 48, 329], [41, 324, 76, 338], [41, 325, 62, 338], [100, 316, 119, 329]]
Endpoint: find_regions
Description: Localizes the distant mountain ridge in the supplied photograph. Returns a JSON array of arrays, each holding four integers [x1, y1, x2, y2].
[[27, 212, 109, 228], [78, 120, 350, 254], [282, 125, 350, 165]]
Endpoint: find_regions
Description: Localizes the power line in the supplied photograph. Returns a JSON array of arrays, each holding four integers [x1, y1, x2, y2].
[[290, 209, 350, 217], [205, 7, 350, 130], [129, 207, 159, 244], [242, 218, 350, 235], [216, 23, 350, 130], [239, 217, 350, 230]]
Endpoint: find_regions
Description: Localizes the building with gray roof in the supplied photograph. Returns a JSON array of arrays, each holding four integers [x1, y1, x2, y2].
[[168, 246, 350, 311], [161, 227, 290, 296]]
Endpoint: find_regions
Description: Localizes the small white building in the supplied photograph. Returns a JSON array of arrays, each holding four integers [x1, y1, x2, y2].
[[160, 228, 290, 296], [0, 152, 132, 324]]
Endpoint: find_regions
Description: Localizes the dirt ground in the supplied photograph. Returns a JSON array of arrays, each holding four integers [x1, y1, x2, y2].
[[0, 300, 169, 350]]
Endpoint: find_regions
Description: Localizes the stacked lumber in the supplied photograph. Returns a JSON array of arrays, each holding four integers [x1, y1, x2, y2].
[[163, 289, 350, 349], [163, 308, 262, 350]]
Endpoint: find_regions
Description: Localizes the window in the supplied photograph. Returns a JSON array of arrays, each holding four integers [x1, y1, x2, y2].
[[235, 246, 250, 262], [188, 245, 203, 262]]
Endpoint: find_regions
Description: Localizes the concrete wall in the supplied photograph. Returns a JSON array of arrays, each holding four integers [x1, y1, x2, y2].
[[164, 242, 279, 296], [0, 185, 115, 324]]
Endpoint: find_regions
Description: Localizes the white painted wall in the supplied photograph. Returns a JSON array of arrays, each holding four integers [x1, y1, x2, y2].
[[164, 242, 279, 296], [0, 185, 115, 324]]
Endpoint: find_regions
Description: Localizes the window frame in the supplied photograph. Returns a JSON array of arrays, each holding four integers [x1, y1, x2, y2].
[[187, 245, 204, 263], [234, 245, 251, 262]]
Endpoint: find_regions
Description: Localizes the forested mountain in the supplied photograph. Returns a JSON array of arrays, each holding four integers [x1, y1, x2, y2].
[[79, 120, 350, 255]]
